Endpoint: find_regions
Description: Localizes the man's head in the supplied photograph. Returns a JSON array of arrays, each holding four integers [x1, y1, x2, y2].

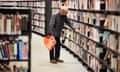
[[60, 6, 68, 15]]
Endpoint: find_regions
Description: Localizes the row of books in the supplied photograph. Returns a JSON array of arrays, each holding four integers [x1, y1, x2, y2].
[[61, 0, 120, 72], [0, 39, 28, 60], [13, 65, 28, 72], [33, 13, 41, 20], [0, 1, 45, 9], [62, 26, 118, 71], [69, 20, 119, 53], [52, 0, 61, 8], [32, 11, 45, 34], [31, 1, 45, 35], [0, 13, 28, 35], [68, 11, 120, 33], [33, 15, 45, 21], [32, 21, 45, 28], [33, 8, 45, 14], [63, 32, 101, 72], [66, 0, 120, 11], [32, 26, 45, 35], [31, 1, 45, 7], [0, 64, 28, 72]]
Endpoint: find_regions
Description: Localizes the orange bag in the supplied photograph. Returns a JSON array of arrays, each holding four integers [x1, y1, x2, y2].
[[44, 35, 56, 51]]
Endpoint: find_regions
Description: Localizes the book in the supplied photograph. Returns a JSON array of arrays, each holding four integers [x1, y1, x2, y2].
[[0, 14, 5, 34], [20, 16, 28, 32], [6, 15, 12, 34], [94, 0, 100, 10], [118, 59, 120, 72], [2, 41, 8, 59], [15, 14, 21, 34], [8, 43, 12, 59], [111, 54, 117, 72], [23, 43, 28, 59], [0, 42, 3, 59], [18, 40, 24, 60], [14, 42, 17, 59], [11, 15, 15, 34]]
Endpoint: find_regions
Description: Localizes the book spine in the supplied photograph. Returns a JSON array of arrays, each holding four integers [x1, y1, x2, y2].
[[8, 43, 12, 59], [6, 15, 12, 34], [14, 42, 17, 59], [18, 40, 24, 60], [0, 42, 3, 59]]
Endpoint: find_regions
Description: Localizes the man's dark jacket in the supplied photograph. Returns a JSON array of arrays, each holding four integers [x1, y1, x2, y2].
[[47, 12, 75, 37]]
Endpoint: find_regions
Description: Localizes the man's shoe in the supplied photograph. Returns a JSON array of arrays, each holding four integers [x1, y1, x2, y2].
[[50, 60, 57, 64], [56, 59, 64, 63]]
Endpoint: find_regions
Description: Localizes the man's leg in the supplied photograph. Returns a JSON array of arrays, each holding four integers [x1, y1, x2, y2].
[[50, 48, 57, 64], [55, 37, 64, 63]]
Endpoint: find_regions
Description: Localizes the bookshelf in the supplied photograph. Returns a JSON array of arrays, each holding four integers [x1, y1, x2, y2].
[[0, 7, 31, 72], [59, 0, 120, 72], [52, 0, 61, 14], [31, 1, 45, 35], [0, 0, 45, 36]]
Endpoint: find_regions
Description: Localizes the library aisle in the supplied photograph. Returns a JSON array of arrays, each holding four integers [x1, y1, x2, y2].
[[31, 33, 88, 72]]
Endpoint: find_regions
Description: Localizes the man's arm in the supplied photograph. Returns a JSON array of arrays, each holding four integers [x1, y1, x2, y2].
[[64, 16, 80, 33], [64, 16, 75, 30]]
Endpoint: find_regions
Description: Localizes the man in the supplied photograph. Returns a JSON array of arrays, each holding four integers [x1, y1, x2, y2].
[[47, 5, 79, 64]]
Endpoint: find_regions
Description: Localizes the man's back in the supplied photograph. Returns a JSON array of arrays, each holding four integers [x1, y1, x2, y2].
[[48, 12, 68, 37]]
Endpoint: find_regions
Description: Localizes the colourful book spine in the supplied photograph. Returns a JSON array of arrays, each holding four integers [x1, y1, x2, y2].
[[18, 40, 24, 60], [12, 43, 14, 59], [17, 68, 20, 72], [0, 45, 3, 59], [15, 14, 21, 34], [20, 67, 24, 72], [6, 15, 12, 34], [0, 43, 5, 59], [2, 41, 7, 59], [11, 15, 15, 34], [0, 14, 2, 34], [1, 14, 5, 34], [23, 43, 28, 59], [14, 42, 17, 59], [24, 68, 28, 72], [2, 42, 9, 59], [8, 43, 12, 59]]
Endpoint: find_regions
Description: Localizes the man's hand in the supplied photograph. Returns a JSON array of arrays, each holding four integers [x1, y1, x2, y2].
[[75, 29, 80, 33]]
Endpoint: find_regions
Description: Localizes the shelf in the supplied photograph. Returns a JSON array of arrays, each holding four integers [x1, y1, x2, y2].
[[62, 40, 113, 71], [0, 59, 29, 62], [69, 8, 120, 16], [70, 18, 120, 35], [32, 31, 45, 37], [5, 6, 45, 8], [33, 19, 45, 22], [18, 6, 45, 8], [0, 0, 45, 2], [65, 36, 107, 64], [78, 32, 120, 56], [32, 25, 44, 29], [33, 13, 45, 15], [0, 7, 32, 14], [52, 7, 60, 9], [63, 27, 120, 56]]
